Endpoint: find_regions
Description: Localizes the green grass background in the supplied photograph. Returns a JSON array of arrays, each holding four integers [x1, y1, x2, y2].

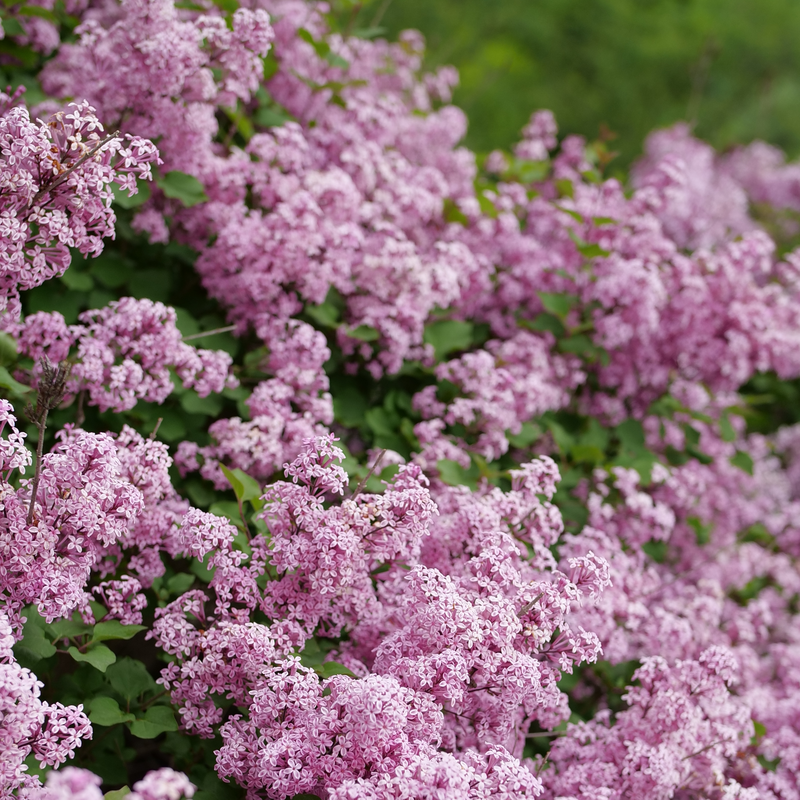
[[345, 0, 800, 167]]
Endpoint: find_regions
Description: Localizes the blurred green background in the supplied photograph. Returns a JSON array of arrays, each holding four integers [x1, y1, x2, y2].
[[344, 0, 800, 167]]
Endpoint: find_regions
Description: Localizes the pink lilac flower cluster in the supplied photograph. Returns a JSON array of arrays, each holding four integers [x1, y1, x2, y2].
[[0, 612, 92, 794], [148, 438, 603, 798], [0, 415, 144, 628], [175, 318, 332, 487], [0, 89, 158, 318], [19, 767, 194, 800], [544, 647, 755, 799], [4, 0, 800, 797], [12, 298, 236, 411]]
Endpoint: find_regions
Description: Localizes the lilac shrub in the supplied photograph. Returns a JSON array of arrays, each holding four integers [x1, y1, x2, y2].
[[0, 0, 800, 798]]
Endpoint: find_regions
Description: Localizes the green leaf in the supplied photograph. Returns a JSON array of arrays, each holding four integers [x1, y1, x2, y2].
[[731, 575, 770, 605], [568, 229, 610, 258], [90, 252, 133, 289], [569, 444, 604, 464], [325, 52, 349, 69], [542, 416, 575, 452], [112, 179, 151, 209], [352, 26, 386, 39], [443, 198, 469, 225], [437, 458, 477, 489], [685, 444, 714, 465], [91, 621, 147, 643], [190, 553, 216, 583], [105, 788, 131, 800], [538, 292, 578, 317], [157, 171, 208, 207], [89, 696, 136, 727], [424, 320, 473, 361], [255, 106, 292, 128], [220, 464, 263, 503], [629, 453, 657, 485], [719, 412, 737, 443], [687, 515, 712, 546], [106, 657, 158, 700], [730, 450, 754, 475], [525, 313, 566, 337], [642, 540, 668, 563], [333, 384, 368, 427], [195, 772, 245, 800], [18, 4, 58, 20], [16, 613, 56, 660], [757, 754, 781, 773], [1, 17, 25, 36], [306, 301, 340, 328], [297, 27, 349, 69], [506, 421, 541, 448], [223, 105, 254, 142], [558, 334, 595, 355], [317, 661, 357, 679], [49, 617, 92, 640], [682, 424, 701, 447], [167, 573, 196, 596], [68, 644, 116, 672], [209, 500, 243, 525], [298, 638, 326, 668], [741, 522, 773, 545], [348, 324, 380, 342], [554, 179, 574, 198], [129, 706, 178, 739], [180, 390, 224, 416], [364, 407, 397, 439], [59, 269, 94, 291], [0, 365, 30, 395], [0, 331, 16, 366], [616, 419, 645, 451]]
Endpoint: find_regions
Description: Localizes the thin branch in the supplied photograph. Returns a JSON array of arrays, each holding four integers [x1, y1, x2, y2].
[[351, 449, 386, 500], [30, 132, 120, 208], [182, 324, 237, 342], [27, 423, 47, 526], [149, 417, 163, 440], [26, 358, 71, 525], [370, 0, 393, 26], [682, 740, 727, 761]]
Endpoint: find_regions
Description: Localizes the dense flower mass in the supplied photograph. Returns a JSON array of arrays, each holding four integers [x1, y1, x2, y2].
[[1, 0, 800, 798], [0, 90, 159, 318], [12, 299, 236, 412]]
